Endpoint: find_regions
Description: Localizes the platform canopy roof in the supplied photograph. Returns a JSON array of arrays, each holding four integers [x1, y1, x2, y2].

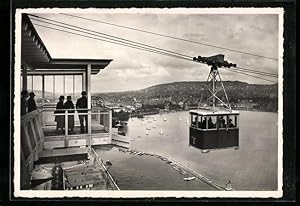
[[21, 14, 112, 75]]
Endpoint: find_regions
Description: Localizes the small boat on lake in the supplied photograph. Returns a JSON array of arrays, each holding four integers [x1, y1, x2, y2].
[[183, 177, 196, 181], [137, 114, 144, 118]]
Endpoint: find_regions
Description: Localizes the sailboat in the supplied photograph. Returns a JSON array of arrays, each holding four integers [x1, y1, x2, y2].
[[185, 117, 189, 124], [183, 177, 196, 181]]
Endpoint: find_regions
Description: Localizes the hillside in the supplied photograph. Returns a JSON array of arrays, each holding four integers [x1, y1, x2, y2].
[[94, 81, 278, 112]]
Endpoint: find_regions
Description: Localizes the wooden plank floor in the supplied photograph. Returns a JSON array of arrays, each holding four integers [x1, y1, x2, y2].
[[39, 147, 88, 158], [38, 147, 89, 164]]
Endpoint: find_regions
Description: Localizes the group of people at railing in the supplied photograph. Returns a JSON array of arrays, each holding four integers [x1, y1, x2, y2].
[[21, 90, 89, 135], [54, 91, 88, 134], [21, 90, 37, 115]]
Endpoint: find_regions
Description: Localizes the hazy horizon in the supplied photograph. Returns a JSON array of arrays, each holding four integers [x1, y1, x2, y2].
[[31, 79, 277, 95]]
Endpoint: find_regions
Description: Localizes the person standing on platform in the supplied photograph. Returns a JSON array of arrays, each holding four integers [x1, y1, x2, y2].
[[76, 91, 88, 133], [21, 90, 29, 116], [64, 96, 75, 134], [54, 96, 65, 134], [28, 92, 37, 113]]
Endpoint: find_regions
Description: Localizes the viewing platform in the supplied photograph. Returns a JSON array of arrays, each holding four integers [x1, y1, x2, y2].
[[19, 14, 130, 190]]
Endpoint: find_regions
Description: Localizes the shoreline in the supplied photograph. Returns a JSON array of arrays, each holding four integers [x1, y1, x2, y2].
[[115, 148, 227, 191], [129, 108, 277, 118]]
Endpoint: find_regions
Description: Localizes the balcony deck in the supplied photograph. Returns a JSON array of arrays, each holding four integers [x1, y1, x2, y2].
[[43, 123, 107, 137], [20, 109, 129, 190]]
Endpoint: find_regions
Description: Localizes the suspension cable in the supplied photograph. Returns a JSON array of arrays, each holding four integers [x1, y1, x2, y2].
[[60, 13, 278, 61]]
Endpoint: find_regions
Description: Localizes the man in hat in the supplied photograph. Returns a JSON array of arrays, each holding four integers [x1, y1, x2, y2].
[[76, 91, 88, 133], [228, 119, 235, 128], [28, 92, 37, 113], [55, 96, 65, 134], [21, 90, 29, 115], [64, 96, 75, 134]]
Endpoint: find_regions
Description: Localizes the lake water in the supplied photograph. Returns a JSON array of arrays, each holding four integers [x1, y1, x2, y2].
[[95, 111, 278, 191]]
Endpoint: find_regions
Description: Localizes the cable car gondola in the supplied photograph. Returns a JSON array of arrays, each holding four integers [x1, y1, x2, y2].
[[189, 54, 239, 152]]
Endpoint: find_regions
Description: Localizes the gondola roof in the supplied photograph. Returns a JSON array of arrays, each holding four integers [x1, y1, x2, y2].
[[189, 108, 239, 116]]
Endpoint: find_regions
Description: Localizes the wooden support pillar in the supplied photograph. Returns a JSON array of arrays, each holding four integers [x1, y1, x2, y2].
[[53, 75, 55, 100], [87, 64, 92, 136], [42, 75, 45, 104], [82, 73, 86, 91], [63, 75, 66, 97], [65, 111, 68, 147], [72, 75, 75, 100], [41, 75, 45, 126], [109, 109, 112, 142], [31, 75, 33, 92], [22, 65, 27, 91]]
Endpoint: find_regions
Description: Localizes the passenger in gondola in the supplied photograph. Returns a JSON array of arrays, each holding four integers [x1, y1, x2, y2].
[[201, 119, 207, 129], [228, 119, 235, 128], [198, 119, 202, 129], [208, 117, 214, 129], [64, 96, 75, 134], [54, 96, 65, 134], [218, 116, 225, 128], [191, 117, 197, 128]]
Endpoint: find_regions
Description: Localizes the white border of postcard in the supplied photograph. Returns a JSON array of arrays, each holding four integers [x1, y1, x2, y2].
[[13, 7, 284, 198]]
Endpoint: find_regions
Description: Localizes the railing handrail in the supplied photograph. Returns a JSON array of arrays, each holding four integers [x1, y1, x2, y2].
[[39, 104, 111, 110], [42, 108, 111, 112], [21, 109, 43, 122], [52, 112, 110, 116]]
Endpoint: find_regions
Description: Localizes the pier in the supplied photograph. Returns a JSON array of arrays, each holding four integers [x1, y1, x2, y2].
[[117, 149, 231, 191]]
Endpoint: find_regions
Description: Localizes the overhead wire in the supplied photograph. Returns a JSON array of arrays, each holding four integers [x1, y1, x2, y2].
[[236, 66, 277, 77], [29, 14, 278, 83], [32, 23, 195, 63], [232, 67, 278, 78], [60, 13, 278, 61], [223, 68, 277, 83], [28, 14, 192, 59], [29, 14, 278, 78]]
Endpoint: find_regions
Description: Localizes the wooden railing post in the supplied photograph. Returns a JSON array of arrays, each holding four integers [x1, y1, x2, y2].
[[88, 110, 92, 149], [109, 110, 112, 142], [64, 111, 68, 147]]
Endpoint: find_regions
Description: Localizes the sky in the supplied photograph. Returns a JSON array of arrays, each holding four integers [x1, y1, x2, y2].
[[28, 9, 280, 93]]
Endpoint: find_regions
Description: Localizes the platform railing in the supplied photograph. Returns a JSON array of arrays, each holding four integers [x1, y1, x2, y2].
[[40, 106, 111, 131], [38, 106, 113, 149], [21, 110, 44, 189]]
